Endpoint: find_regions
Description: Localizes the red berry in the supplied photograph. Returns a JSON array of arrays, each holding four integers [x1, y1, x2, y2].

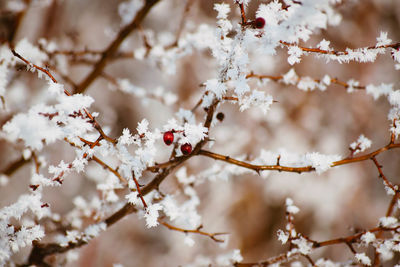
[[180, 143, 192, 155], [255, 17, 265, 29], [163, 131, 174, 145]]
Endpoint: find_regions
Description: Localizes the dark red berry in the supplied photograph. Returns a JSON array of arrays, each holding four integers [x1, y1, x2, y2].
[[216, 112, 225, 122], [254, 17, 265, 29], [163, 131, 174, 145], [180, 143, 192, 155]]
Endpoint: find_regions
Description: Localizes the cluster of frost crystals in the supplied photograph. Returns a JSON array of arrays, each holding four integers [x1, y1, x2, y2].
[[65, 196, 103, 229], [200, 3, 233, 108], [158, 167, 202, 232], [132, 4, 228, 76], [315, 259, 341, 267], [317, 32, 395, 64], [115, 119, 160, 180], [0, 193, 48, 265], [375, 233, 400, 262], [275, 199, 302, 246], [198, 155, 253, 182], [144, 203, 163, 228], [379, 216, 398, 228], [304, 152, 341, 174], [387, 90, 400, 139], [57, 222, 106, 247], [361, 232, 376, 245], [255, 0, 340, 55], [350, 135, 372, 155], [389, 90, 400, 107], [291, 236, 313, 255], [355, 253, 371, 266], [366, 83, 393, 100], [239, 90, 273, 114], [286, 198, 300, 214], [2, 105, 63, 151], [15, 39, 48, 68], [388, 107, 400, 139], [277, 229, 289, 244], [184, 249, 243, 267], [281, 69, 331, 91], [392, 47, 400, 66], [162, 111, 208, 150], [252, 149, 341, 175], [203, 3, 276, 115], [2, 78, 95, 152], [0, 45, 17, 100]]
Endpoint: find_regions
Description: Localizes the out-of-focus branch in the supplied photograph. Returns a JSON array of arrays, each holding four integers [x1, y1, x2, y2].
[[165, 0, 194, 49], [74, 0, 161, 94], [0, 156, 29, 176], [280, 40, 400, 56], [371, 157, 398, 193], [11, 49, 117, 144]]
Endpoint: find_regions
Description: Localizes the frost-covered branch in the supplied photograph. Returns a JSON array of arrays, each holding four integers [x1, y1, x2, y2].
[[74, 0, 161, 94], [159, 220, 227, 243]]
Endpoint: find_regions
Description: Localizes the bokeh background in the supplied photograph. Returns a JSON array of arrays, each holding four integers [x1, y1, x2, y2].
[[1, 0, 400, 266]]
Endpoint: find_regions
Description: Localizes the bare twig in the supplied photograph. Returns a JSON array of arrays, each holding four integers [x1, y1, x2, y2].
[[159, 220, 227, 242], [198, 142, 400, 174]]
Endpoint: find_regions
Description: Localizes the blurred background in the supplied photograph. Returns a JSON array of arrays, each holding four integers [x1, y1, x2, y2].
[[1, 0, 400, 266]]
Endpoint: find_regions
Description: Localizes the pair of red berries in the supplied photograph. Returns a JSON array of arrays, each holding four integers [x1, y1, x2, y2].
[[163, 131, 192, 155]]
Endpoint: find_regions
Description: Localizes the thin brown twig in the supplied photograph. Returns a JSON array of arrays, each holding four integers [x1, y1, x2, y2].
[[280, 40, 400, 56], [64, 137, 127, 185], [31, 152, 40, 174], [132, 172, 147, 208], [371, 157, 398, 193], [159, 220, 227, 242], [165, 0, 195, 49], [238, 2, 247, 26], [246, 72, 366, 91]]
